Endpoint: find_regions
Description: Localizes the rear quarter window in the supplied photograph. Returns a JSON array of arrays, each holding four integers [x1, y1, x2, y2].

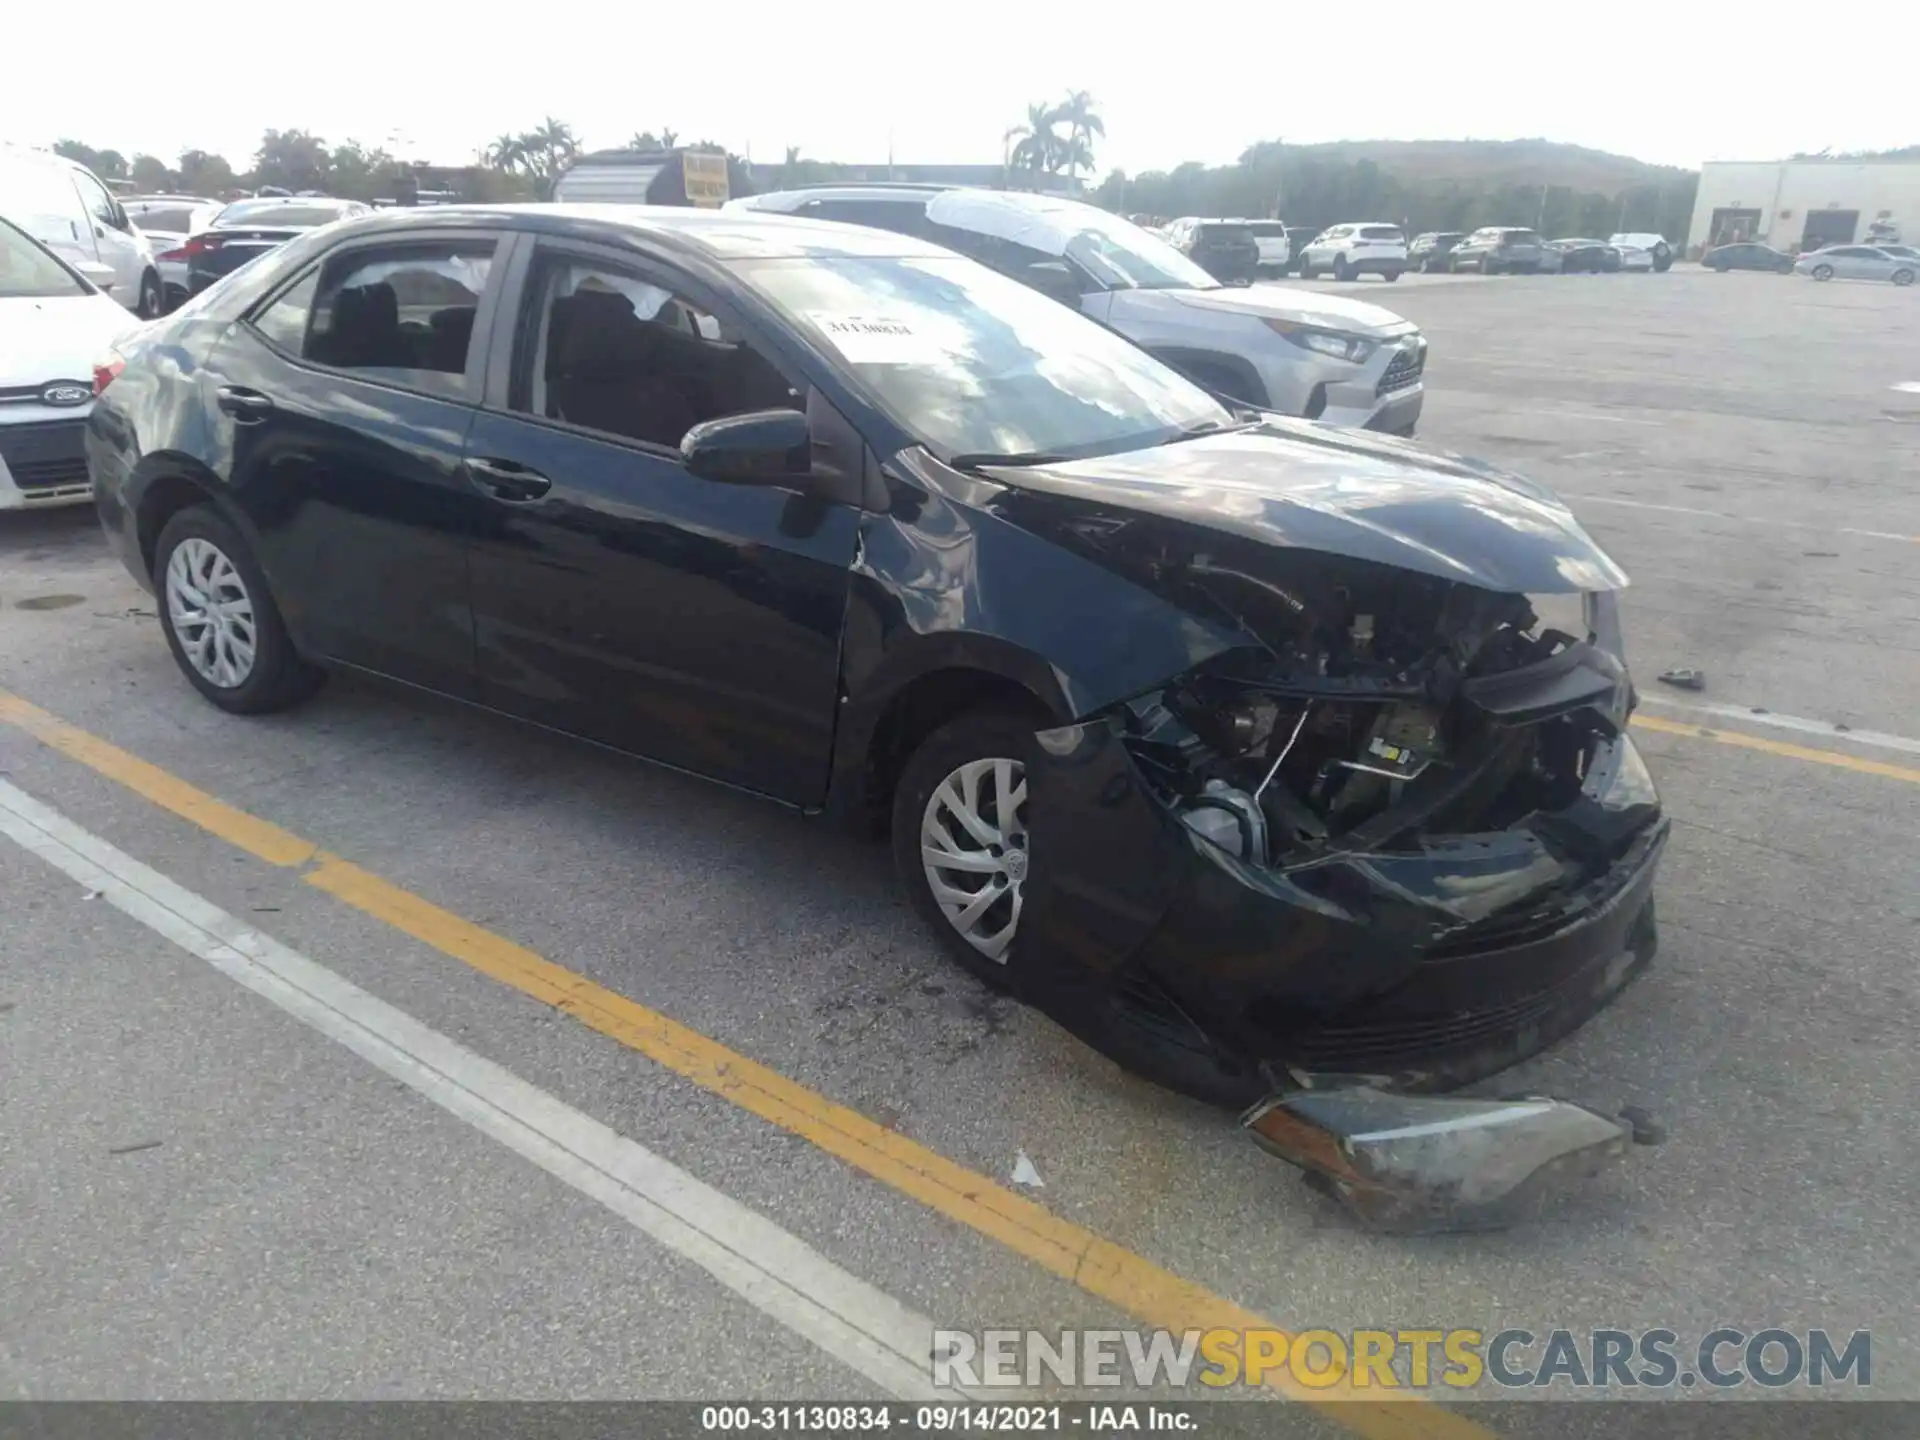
[[1358, 226, 1403, 242]]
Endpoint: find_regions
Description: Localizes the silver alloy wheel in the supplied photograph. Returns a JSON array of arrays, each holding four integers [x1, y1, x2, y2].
[[921, 756, 1028, 963], [165, 537, 257, 688]]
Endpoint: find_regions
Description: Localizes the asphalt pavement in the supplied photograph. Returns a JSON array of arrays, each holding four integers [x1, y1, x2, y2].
[[2, 266, 1915, 1417]]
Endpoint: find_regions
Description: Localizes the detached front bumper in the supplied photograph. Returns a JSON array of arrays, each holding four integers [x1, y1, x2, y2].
[[1022, 723, 1666, 1100]]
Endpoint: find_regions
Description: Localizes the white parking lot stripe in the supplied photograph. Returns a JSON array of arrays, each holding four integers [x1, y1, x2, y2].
[[0, 777, 973, 1403], [1636, 697, 1920, 757], [1557, 490, 1919, 544]]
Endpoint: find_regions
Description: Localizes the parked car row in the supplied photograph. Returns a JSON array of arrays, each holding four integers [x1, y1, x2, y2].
[[74, 201, 1670, 1204]]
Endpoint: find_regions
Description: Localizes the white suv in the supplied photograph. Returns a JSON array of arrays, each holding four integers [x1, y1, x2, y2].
[[729, 186, 1428, 435], [1297, 223, 1409, 282]]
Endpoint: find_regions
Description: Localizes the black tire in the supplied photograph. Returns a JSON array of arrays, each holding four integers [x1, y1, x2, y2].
[[153, 504, 324, 714], [892, 708, 1041, 993], [1894, 268, 1915, 287], [137, 270, 163, 319], [1812, 264, 1834, 281], [1332, 255, 1353, 281], [1382, 268, 1401, 282], [1483, 257, 1500, 275], [1712, 261, 1729, 273]]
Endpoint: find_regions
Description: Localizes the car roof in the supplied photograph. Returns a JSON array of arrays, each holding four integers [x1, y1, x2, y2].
[[315, 202, 953, 261]]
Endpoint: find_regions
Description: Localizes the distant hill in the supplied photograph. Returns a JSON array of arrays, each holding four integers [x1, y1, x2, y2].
[[1242, 139, 1695, 192]]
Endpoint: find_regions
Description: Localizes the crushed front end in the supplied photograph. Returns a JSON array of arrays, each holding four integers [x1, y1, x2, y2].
[[1018, 543, 1668, 1230]]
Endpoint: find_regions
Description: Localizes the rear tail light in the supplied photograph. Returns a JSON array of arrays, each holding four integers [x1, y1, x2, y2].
[[176, 235, 224, 259], [93, 353, 125, 396]]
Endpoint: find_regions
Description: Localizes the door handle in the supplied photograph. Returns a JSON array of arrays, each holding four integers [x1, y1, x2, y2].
[[466, 456, 551, 502], [215, 386, 274, 422]]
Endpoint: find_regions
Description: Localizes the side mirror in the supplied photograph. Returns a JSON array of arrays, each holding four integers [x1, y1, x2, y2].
[[76, 260, 116, 291], [681, 408, 811, 485], [1020, 260, 1085, 307]]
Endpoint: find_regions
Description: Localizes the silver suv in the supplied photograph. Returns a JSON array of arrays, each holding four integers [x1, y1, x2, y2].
[[728, 186, 1427, 435]]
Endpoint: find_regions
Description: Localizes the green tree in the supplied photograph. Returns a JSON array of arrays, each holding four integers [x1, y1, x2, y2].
[[52, 139, 126, 178], [1005, 102, 1060, 187], [129, 154, 175, 191], [484, 133, 526, 173], [177, 149, 238, 196], [514, 117, 578, 197], [1055, 91, 1104, 181], [251, 129, 332, 192], [328, 141, 397, 202]]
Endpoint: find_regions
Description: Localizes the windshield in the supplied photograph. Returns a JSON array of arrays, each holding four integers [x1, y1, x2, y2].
[[1063, 214, 1219, 292], [0, 216, 85, 299], [740, 253, 1231, 463], [216, 200, 363, 229]]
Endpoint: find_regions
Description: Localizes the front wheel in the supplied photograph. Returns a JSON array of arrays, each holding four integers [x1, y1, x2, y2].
[[893, 710, 1038, 990], [1812, 264, 1834, 281], [1893, 268, 1915, 287], [137, 270, 163, 319], [1383, 268, 1401, 282], [154, 505, 324, 714]]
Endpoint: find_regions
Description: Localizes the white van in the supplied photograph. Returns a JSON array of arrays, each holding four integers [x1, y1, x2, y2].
[[0, 147, 162, 316]]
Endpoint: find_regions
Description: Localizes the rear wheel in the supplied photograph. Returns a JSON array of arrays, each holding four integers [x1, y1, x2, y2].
[[137, 269, 163, 319], [1894, 268, 1915, 287], [893, 710, 1037, 991], [1383, 268, 1401, 282], [1333, 255, 1353, 280], [154, 506, 324, 714]]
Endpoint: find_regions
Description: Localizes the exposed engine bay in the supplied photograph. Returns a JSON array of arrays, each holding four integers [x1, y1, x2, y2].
[[1111, 542, 1630, 870]]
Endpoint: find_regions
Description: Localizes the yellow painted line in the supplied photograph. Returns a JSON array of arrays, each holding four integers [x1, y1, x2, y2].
[[0, 685, 1491, 1435], [1631, 713, 1920, 785], [0, 692, 317, 865]]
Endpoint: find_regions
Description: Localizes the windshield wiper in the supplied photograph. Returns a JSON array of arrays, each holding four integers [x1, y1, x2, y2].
[[946, 450, 1072, 472]]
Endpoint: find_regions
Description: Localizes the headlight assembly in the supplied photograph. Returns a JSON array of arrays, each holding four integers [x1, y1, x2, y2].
[[1263, 317, 1376, 364]]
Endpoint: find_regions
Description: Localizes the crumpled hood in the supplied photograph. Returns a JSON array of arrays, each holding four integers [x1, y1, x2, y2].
[[0, 294, 135, 388], [985, 420, 1628, 595], [1170, 284, 1416, 338]]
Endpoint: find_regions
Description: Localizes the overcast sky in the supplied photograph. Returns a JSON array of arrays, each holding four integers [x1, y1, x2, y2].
[[5, 3, 1912, 176]]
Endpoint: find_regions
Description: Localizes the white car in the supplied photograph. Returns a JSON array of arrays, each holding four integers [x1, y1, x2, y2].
[[0, 146, 163, 318], [124, 194, 221, 309], [0, 215, 139, 509], [1295, 222, 1409, 281], [1614, 245, 1655, 273], [1607, 232, 1674, 272], [1244, 220, 1292, 276]]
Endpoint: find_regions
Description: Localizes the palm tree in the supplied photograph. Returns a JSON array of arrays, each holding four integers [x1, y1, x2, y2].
[[517, 117, 578, 196], [780, 145, 802, 187], [1055, 91, 1103, 181], [660, 127, 679, 149], [628, 131, 661, 151], [484, 134, 524, 174], [1005, 102, 1060, 187]]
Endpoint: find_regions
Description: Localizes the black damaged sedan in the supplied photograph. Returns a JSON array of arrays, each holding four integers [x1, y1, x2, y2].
[[88, 206, 1667, 1228]]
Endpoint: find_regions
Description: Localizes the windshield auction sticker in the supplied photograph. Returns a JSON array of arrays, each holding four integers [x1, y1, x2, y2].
[[807, 314, 947, 364]]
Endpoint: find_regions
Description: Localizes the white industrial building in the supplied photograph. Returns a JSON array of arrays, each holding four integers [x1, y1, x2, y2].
[[1687, 159, 1919, 254]]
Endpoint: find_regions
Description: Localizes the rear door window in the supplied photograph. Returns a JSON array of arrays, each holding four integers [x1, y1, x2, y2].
[[251, 240, 496, 397]]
